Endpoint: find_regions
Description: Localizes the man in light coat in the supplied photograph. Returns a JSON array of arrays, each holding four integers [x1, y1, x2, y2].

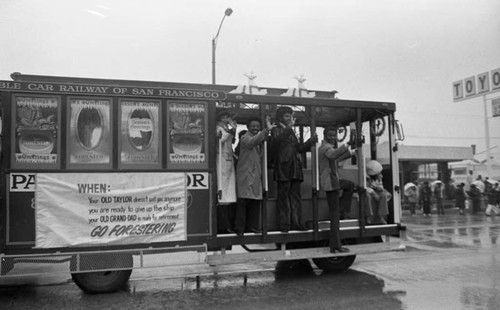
[[234, 116, 275, 236], [216, 110, 237, 233], [318, 126, 355, 253]]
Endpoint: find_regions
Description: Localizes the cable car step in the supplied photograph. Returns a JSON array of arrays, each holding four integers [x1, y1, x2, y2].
[[207, 242, 405, 266]]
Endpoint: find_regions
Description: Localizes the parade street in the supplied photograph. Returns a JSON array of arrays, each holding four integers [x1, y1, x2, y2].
[[1, 211, 499, 310]]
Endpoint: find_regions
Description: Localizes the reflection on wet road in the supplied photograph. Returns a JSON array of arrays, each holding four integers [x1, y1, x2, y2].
[[404, 214, 499, 249], [1, 213, 499, 310], [357, 213, 500, 310]]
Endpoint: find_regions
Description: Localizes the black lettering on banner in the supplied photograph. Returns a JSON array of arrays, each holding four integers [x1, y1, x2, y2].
[[90, 226, 108, 237]]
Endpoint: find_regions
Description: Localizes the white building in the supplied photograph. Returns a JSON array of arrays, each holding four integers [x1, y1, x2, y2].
[[449, 158, 500, 185]]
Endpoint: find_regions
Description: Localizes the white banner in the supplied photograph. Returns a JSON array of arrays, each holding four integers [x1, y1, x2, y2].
[[35, 173, 186, 248]]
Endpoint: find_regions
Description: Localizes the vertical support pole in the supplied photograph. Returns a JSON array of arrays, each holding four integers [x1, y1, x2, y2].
[[217, 137, 222, 200], [389, 113, 402, 224], [310, 107, 319, 234], [263, 141, 269, 192], [369, 119, 377, 160], [355, 110, 367, 235], [212, 39, 216, 85], [483, 95, 492, 176], [261, 106, 269, 238]]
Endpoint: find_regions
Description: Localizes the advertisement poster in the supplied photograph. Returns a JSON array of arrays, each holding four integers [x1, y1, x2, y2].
[[35, 173, 186, 248], [120, 99, 160, 167], [12, 96, 59, 168], [68, 98, 112, 167], [168, 102, 206, 166]]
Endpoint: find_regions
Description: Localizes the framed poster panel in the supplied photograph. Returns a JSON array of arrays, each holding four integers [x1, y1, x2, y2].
[[166, 101, 208, 169], [118, 98, 161, 169], [66, 97, 112, 169], [11, 95, 61, 169]]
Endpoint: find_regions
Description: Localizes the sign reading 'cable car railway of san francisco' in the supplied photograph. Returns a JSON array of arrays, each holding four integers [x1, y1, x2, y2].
[[452, 68, 500, 102], [0, 80, 227, 100]]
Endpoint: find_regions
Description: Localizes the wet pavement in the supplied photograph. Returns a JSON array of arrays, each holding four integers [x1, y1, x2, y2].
[[1, 209, 499, 310]]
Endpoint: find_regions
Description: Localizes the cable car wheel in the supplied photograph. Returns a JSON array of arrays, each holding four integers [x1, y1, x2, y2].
[[71, 269, 132, 294], [70, 253, 133, 294], [312, 239, 356, 272]]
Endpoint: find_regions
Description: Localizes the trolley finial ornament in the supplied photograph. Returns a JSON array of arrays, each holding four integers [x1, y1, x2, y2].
[[281, 74, 316, 98], [229, 71, 267, 95]]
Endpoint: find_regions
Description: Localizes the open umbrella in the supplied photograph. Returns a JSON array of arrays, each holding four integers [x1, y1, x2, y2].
[[404, 182, 417, 196], [431, 180, 443, 190], [486, 178, 499, 185], [472, 180, 485, 193]]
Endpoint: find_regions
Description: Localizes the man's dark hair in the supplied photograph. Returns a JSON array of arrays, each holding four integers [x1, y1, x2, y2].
[[246, 116, 262, 128], [275, 106, 293, 122], [323, 126, 338, 136]]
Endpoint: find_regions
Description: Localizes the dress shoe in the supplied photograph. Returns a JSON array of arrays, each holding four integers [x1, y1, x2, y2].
[[293, 225, 308, 231], [280, 229, 289, 233], [249, 228, 262, 233], [330, 247, 350, 254], [236, 231, 244, 237]]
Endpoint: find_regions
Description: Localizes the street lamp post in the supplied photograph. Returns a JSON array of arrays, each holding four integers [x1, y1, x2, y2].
[[212, 8, 233, 85]]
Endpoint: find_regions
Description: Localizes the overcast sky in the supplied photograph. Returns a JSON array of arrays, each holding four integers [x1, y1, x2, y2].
[[1, 0, 499, 156]]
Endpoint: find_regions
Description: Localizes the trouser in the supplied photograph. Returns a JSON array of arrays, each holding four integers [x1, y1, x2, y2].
[[326, 190, 341, 250], [348, 191, 373, 220], [369, 190, 389, 223], [472, 200, 481, 214], [339, 179, 354, 219], [436, 199, 444, 214], [234, 198, 261, 233], [217, 203, 235, 233], [423, 201, 431, 214], [409, 202, 416, 215], [277, 180, 302, 230]]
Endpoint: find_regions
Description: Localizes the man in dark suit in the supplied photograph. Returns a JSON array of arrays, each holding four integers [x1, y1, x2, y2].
[[271, 106, 317, 232]]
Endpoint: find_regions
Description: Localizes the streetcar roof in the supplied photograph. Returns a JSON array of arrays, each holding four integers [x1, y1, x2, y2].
[[3, 72, 396, 119]]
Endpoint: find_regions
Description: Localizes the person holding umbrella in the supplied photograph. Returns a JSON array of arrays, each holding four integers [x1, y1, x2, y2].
[[404, 182, 418, 216], [485, 180, 500, 216], [467, 183, 482, 215], [420, 181, 433, 216], [433, 182, 444, 215], [455, 183, 466, 215]]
